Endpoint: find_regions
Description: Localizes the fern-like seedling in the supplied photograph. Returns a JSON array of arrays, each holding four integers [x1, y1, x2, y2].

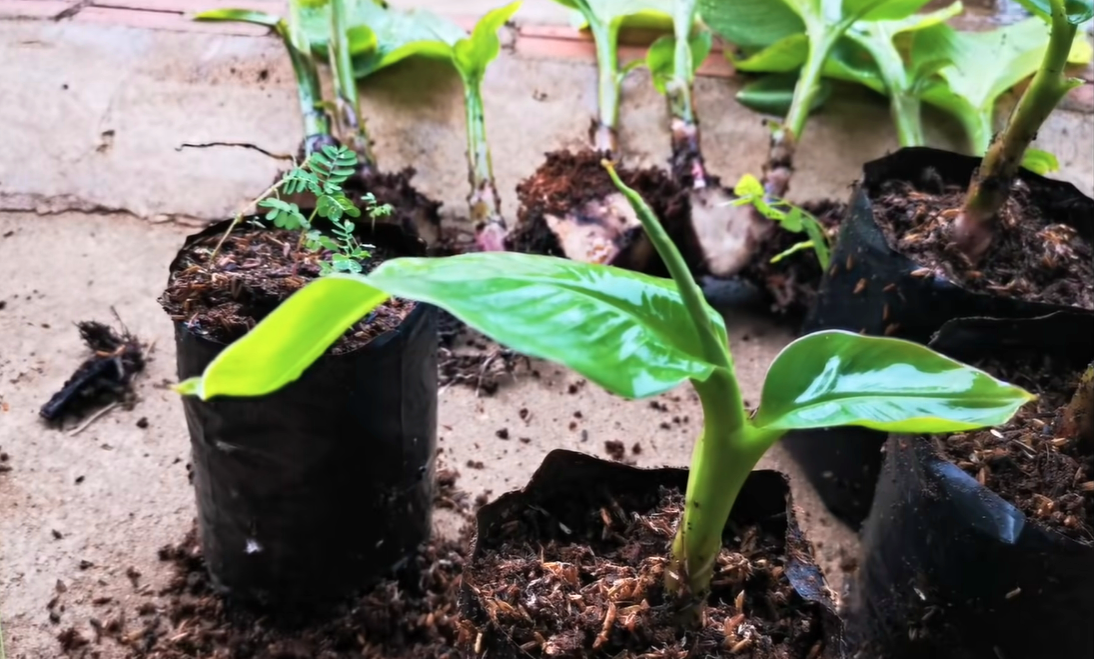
[[211, 144, 392, 275], [729, 174, 831, 269]]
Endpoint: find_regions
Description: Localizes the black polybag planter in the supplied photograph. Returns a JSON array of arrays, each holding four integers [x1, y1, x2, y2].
[[167, 219, 439, 612], [804, 146, 1094, 344], [784, 147, 1094, 529], [459, 449, 848, 658], [850, 313, 1094, 659]]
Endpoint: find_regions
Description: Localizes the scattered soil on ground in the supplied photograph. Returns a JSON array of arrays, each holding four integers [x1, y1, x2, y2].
[[464, 488, 828, 658], [437, 311, 528, 396], [872, 180, 1093, 310], [58, 467, 478, 659], [39, 320, 145, 424], [744, 199, 844, 317], [510, 149, 690, 276], [159, 227, 413, 354], [934, 357, 1093, 543]]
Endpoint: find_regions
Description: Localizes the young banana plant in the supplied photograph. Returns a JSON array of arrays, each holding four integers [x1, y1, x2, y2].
[[695, 0, 940, 276], [176, 163, 1033, 624], [952, 0, 1092, 262]]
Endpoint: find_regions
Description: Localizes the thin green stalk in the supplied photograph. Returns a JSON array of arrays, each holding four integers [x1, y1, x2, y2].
[[892, 93, 925, 147], [667, 0, 709, 188], [328, 0, 377, 171], [286, 0, 331, 154], [465, 82, 503, 226], [605, 161, 778, 611], [587, 14, 621, 153], [955, 0, 1081, 262]]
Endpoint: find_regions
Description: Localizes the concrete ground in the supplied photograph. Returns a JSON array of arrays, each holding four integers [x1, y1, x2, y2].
[[1, 1, 1091, 658]]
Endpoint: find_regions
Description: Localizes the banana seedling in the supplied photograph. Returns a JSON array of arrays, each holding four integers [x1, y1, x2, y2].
[[175, 160, 1033, 623]]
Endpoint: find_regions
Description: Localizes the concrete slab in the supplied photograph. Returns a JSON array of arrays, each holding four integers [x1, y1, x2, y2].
[[0, 211, 857, 658]]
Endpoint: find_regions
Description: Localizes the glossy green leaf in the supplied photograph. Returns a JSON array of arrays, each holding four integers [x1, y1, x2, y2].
[[176, 277, 390, 400], [916, 18, 1092, 152], [453, 1, 522, 83], [1016, 0, 1094, 24], [179, 253, 728, 402], [367, 253, 727, 398], [731, 34, 809, 73], [842, 0, 932, 22], [299, 0, 465, 77], [646, 29, 713, 93], [697, 0, 804, 51], [736, 73, 832, 116], [754, 330, 1035, 432], [1020, 147, 1061, 174], [193, 8, 282, 28]]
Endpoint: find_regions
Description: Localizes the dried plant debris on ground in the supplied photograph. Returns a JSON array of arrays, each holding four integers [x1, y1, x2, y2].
[[160, 230, 413, 354], [465, 488, 828, 658], [58, 528, 472, 659], [39, 318, 145, 425], [873, 179, 1093, 309], [935, 357, 1094, 543]]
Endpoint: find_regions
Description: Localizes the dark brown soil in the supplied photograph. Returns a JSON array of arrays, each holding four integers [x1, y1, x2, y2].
[[744, 199, 844, 317], [464, 488, 828, 658], [934, 358, 1093, 543], [872, 180, 1094, 309], [159, 227, 413, 354], [510, 149, 691, 276], [351, 168, 442, 249], [39, 319, 145, 424]]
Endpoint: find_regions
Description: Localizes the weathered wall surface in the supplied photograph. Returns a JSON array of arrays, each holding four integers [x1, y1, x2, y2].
[[2, 0, 1090, 231]]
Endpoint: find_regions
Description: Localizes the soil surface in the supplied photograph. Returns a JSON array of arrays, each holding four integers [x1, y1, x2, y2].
[[934, 357, 1093, 543], [509, 149, 690, 276], [872, 180, 1094, 310], [351, 168, 443, 250], [159, 227, 414, 354], [744, 199, 844, 317], [464, 488, 828, 658]]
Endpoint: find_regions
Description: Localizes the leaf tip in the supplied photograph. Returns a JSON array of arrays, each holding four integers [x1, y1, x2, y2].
[[173, 377, 204, 399]]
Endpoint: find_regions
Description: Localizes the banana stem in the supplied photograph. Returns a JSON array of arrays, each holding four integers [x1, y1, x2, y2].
[[465, 81, 504, 229], [667, 0, 708, 188], [284, 1, 331, 155], [892, 93, 925, 147], [328, 0, 377, 172], [589, 18, 621, 153], [954, 0, 1080, 263]]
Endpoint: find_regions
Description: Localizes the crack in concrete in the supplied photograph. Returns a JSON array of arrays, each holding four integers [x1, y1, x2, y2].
[[0, 192, 209, 226]]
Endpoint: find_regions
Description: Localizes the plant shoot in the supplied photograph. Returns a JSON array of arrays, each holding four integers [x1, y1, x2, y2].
[[176, 175, 1032, 620], [953, 0, 1092, 262]]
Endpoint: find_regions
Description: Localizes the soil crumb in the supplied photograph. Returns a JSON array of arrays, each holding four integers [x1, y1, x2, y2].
[[510, 149, 691, 276], [463, 488, 828, 658], [159, 227, 413, 353], [58, 524, 469, 659], [39, 319, 145, 424], [935, 357, 1093, 543], [872, 179, 1093, 310], [744, 199, 844, 317]]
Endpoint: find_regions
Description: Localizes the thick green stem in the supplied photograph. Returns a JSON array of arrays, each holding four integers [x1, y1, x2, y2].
[[892, 93, 925, 147], [328, 0, 377, 171], [283, 2, 331, 154], [604, 161, 775, 612], [667, 0, 708, 188], [465, 81, 503, 228], [590, 20, 621, 153], [955, 0, 1080, 262]]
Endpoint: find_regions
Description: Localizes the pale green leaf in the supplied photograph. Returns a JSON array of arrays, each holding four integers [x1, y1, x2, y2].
[[1015, 0, 1094, 24], [177, 277, 390, 400], [697, 0, 804, 51], [555, 0, 673, 30], [842, 0, 931, 22], [754, 330, 1035, 432], [736, 73, 832, 116], [366, 253, 727, 398], [193, 8, 282, 28], [731, 34, 809, 72], [646, 29, 713, 93], [1020, 147, 1061, 174], [453, 1, 522, 82]]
